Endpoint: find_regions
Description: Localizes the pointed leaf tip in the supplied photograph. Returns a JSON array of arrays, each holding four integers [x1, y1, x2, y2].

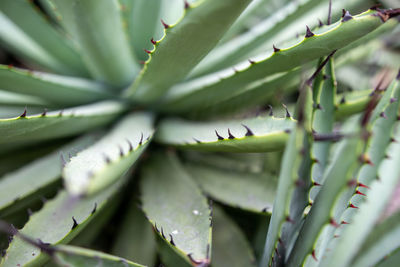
[[305, 26, 314, 38]]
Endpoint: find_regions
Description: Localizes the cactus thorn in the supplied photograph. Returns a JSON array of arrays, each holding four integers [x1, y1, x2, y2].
[[268, 105, 274, 116], [341, 220, 349, 225], [20, 108, 27, 118], [313, 181, 322, 186], [144, 49, 152, 54], [228, 128, 235, 139], [91, 203, 97, 214], [305, 26, 314, 38], [282, 104, 291, 118], [41, 109, 47, 116], [349, 203, 359, 209], [139, 132, 144, 145], [318, 19, 324, 27], [390, 98, 397, 103], [127, 139, 133, 152], [161, 227, 166, 239], [119, 146, 124, 157], [285, 216, 294, 224], [330, 218, 339, 228], [380, 111, 387, 118], [184, 0, 190, 9], [273, 45, 280, 52], [71, 217, 78, 229], [358, 182, 370, 189], [193, 137, 201, 143], [327, 0, 332, 25], [215, 130, 224, 140], [241, 124, 254, 136], [341, 10, 353, 22], [161, 19, 169, 29], [169, 234, 176, 246], [355, 190, 366, 196], [312, 250, 318, 261], [150, 38, 157, 45], [248, 59, 256, 65]]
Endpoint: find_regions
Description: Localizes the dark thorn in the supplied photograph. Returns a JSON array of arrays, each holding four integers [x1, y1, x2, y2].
[[103, 154, 111, 164], [184, 0, 190, 9], [273, 45, 280, 52], [242, 124, 254, 136], [306, 50, 337, 86], [91, 203, 97, 214], [349, 203, 358, 209], [41, 109, 47, 117], [316, 103, 323, 110], [161, 19, 169, 29], [391, 137, 398, 143], [340, 96, 346, 104], [327, 0, 332, 25], [119, 146, 124, 157], [193, 138, 201, 144], [139, 132, 144, 145], [71, 217, 78, 229], [341, 220, 349, 225], [154, 223, 159, 233], [390, 98, 397, 103], [127, 139, 133, 152], [187, 253, 207, 265], [282, 104, 291, 118], [285, 216, 294, 224], [248, 59, 256, 65], [341, 10, 353, 22], [20, 108, 27, 118], [318, 19, 324, 27], [37, 239, 54, 254], [305, 26, 314, 38], [144, 49, 152, 54], [355, 190, 366, 196], [275, 248, 281, 258], [228, 128, 235, 139], [150, 38, 157, 45], [312, 250, 318, 261], [268, 105, 273, 116], [161, 227, 166, 239], [313, 182, 322, 186], [262, 207, 269, 212], [169, 234, 176, 246], [380, 112, 387, 119], [215, 130, 224, 140], [330, 218, 339, 228], [309, 201, 313, 206]]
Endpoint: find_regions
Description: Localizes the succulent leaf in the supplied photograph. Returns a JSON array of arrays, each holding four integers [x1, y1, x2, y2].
[[0, 101, 126, 145], [126, 0, 251, 103], [0, 65, 112, 106], [184, 163, 277, 214], [156, 114, 295, 153], [63, 112, 154, 197], [140, 152, 211, 265]]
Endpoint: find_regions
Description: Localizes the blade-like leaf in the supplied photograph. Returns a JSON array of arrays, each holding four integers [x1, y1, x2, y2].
[[140, 152, 211, 265], [125, 0, 251, 103], [0, 0, 89, 76], [319, 122, 400, 267], [51, 245, 145, 267], [212, 205, 257, 267], [0, 65, 112, 106], [0, 90, 49, 107], [111, 198, 157, 267], [156, 114, 295, 153], [0, 134, 99, 216], [63, 112, 154, 197], [0, 101, 126, 145], [49, 0, 138, 87], [162, 9, 393, 113], [184, 163, 277, 214], [1, 175, 127, 267]]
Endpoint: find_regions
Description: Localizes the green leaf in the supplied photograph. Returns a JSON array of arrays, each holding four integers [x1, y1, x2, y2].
[[0, 101, 126, 145], [140, 152, 211, 265], [260, 124, 307, 267], [0, 65, 112, 106], [0, 0, 89, 76], [0, 134, 99, 216], [212, 205, 257, 267], [125, 0, 251, 103], [162, 9, 389, 113], [1, 175, 127, 267], [0, 90, 49, 107], [63, 112, 154, 196], [335, 88, 372, 120], [156, 114, 295, 153], [351, 211, 400, 267], [51, 245, 145, 267], [111, 198, 157, 267], [286, 117, 364, 266], [49, 0, 138, 88], [319, 123, 400, 267], [376, 249, 400, 267], [184, 163, 277, 214]]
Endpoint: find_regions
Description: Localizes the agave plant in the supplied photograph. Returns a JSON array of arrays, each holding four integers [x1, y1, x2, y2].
[[0, 0, 400, 266]]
